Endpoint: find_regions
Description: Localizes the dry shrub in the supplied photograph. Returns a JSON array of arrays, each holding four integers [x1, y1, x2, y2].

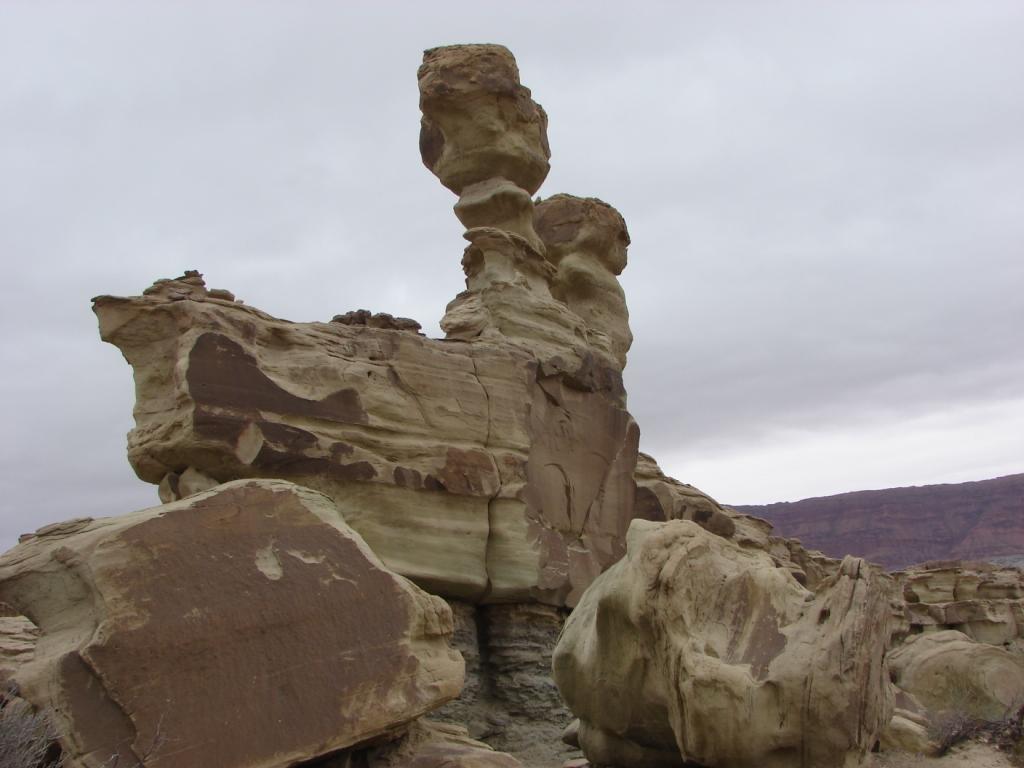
[[928, 700, 1024, 764], [0, 686, 63, 768]]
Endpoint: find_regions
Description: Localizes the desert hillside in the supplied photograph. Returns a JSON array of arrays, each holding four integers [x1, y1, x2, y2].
[[737, 473, 1024, 570]]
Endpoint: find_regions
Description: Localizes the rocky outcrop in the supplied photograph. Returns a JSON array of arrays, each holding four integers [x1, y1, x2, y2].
[[739, 474, 1024, 569], [635, 453, 841, 589], [888, 630, 1024, 721], [897, 560, 1024, 648], [0, 480, 463, 768], [93, 274, 637, 609], [553, 518, 898, 768]]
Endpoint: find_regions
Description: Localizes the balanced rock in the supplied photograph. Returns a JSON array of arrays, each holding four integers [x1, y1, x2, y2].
[[418, 44, 550, 199], [418, 45, 633, 374], [0, 480, 462, 768], [553, 519, 897, 768]]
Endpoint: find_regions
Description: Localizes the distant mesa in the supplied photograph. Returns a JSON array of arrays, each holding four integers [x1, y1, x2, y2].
[[736, 473, 1024, 569]]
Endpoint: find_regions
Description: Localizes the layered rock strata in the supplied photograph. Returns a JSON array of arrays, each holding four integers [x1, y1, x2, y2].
[[896, 560, 1024, 648], [93, 273, 637, 609], [434, 603, 577, 767], [0, 480, 463, 768], [553, 518, 898, 768]]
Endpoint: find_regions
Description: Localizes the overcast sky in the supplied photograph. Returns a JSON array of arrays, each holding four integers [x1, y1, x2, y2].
[[2, 2, 1022, 550]]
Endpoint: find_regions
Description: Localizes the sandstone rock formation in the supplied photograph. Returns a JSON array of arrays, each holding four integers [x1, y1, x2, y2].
[[534, 195, 633, 367], [896, 560, 1024, 648], [552, 518, 898, 768], [739, 473, 1024, 569], [93, 273, 638, 609], [2, 41, 979, 768], [0, 480, 462, 768], [93, 44, 642, 616], [888, 630, 1024, 721]]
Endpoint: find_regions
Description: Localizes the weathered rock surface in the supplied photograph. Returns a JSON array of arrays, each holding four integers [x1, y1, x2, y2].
[[553, 518, 897, 768], [434, 602, 578, 767], [888, 630, 1024, 720], [534, 195, 633, 368], [356, 720, 525, 768], [0, 615, 38, 684], [897, 560, 1024, 648], [418, 44, 550, 199], [94, 274, 638, 608], [0, 479, 462, 768], [739, 473, 1024, 569]]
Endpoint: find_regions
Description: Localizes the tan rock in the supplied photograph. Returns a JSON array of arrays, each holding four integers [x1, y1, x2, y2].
[[888, 630, 1024, 720], [0, 479, 463, 768], [553, 518, 897, 768], [0, 615, 38, 684], [93, 273, 638, 607], [534, 194, 633, 367], [362, 720, 524, 768], [897, 561, 1024, 646], [418, 44, 549, 196]]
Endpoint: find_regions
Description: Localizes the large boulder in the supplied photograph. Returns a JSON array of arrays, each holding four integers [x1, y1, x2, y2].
[[0, 479, 463, 768], [93, 274, 638, 608], [888, 630, 1024, 721], [552, 519, 897, 768]]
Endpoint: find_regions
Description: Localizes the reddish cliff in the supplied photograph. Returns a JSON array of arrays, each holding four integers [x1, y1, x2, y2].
[[736, 474, 1024, 570]]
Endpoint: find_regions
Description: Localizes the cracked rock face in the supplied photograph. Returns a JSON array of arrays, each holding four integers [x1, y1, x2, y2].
[[0, 480, 463, 768], [93, 272, 638, 608], [552, 519, 898, 768]]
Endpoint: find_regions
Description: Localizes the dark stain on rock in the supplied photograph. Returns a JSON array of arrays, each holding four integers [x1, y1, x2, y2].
[[437, 448, 499, 497], [194, 406, 247, 445], [253, 448, 377, 484], [393, 466, 423, 490], [330, 442, 355, 458], [187, 333, 368, 425], [418, 118, 445, 170], [59, 651, 140, 762], [258, 422, 317, 451], [634, 487, 667, 522]]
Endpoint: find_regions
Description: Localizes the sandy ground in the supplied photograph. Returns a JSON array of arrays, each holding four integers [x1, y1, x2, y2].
[[869, 743, 1018, 768]]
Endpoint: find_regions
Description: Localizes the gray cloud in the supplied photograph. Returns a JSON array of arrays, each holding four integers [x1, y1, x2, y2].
[[2, 2, 1022, 547]]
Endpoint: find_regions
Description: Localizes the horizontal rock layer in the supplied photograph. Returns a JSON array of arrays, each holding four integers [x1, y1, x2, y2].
[[896, 560, 1024, 647], [93, 273, 639, 607]]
